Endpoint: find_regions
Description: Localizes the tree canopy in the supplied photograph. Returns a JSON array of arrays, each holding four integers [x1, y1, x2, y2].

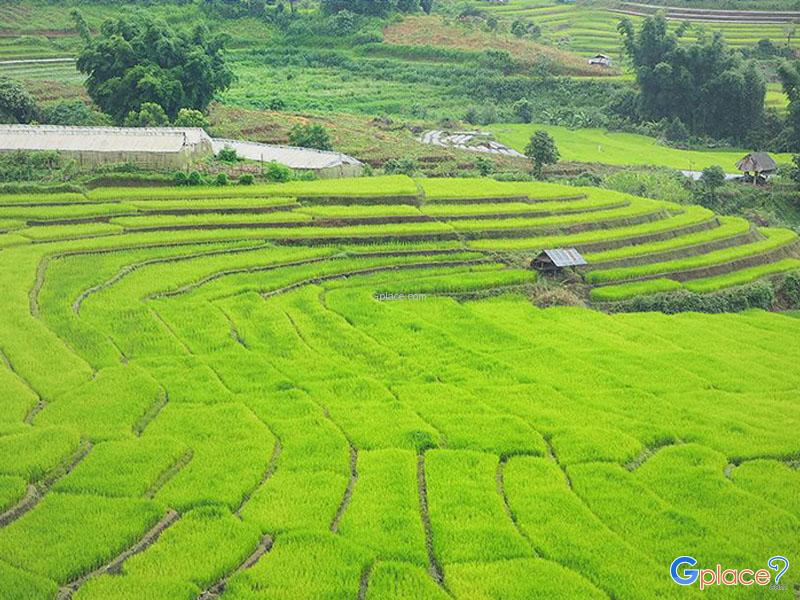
[[0, 77, 40, 124], [618, 15, 765, 143], [778, 60, 800, 151], [74, 14, 234, 123], [320, 0, 424, 17], [524, 130, 559, 179]]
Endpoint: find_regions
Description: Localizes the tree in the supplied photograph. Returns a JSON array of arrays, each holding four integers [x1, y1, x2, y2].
[[288, 123, 333, 151], [123, 102, 169, 127], [618, 15, 765, 143], [174, 108, 209, 128], [524, 130, 559, 179], [778, 60, 800, 151], [0, 77, 40, 123], [663, 117, 689, 143], [512, 98, 533, 123], [321, 0, 396, 17], [700, 165, 726, 191], [44, 100, 110, 126], [74, 13, 234, 123]]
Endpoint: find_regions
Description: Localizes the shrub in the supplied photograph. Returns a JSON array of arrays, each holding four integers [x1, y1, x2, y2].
[[44, 101, 110, 126], [123, 102, 169, 127], [288, 124, 333, 151], [0, 76, 40, 123], [173, 108, 209, 128], [512, 98, 533, 124], [700, 165, 726, 191], [609, 281, 777, 314], [475, 156, 494, 177], [778, 271, 800, 305], [187, 171, 203, 186], [238, 174, 255, 185], [383, 158, 418, 176], [173, 171, 188, 186], [215, 173, 229, 186], [265, 162, 292, 182], [217, 146, 238, 162], [663, 117, 690, 143]]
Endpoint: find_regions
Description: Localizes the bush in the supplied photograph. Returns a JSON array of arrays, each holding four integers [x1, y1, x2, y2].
[[512, 98, 533, 124], [474, 156, 494, 176], [0, 76, 40, 123], [663, 117, 690, 143], [383, 157, 418, 176], [187, 171, 203, 186], [265, 162, 292, 182], [44, 101, 110, 126], [217, 146, 238, 162], [215, 173, 228, 186], [0, 151, 62, 183], [778, 271, 800, 305], [123, 103, 169, 127], [173, 108, 209, 128], [609, 280, 777, 314], [173, 171, 188, 186], [288, 123, 333, 151], [700, 165, 726, 191], [238, 174, 255, 185]]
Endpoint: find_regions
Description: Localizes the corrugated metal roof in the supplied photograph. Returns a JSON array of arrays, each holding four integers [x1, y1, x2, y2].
[[0, 125, 210, 153], [542, 248, 587, 267], [211, 139, 362, 170]]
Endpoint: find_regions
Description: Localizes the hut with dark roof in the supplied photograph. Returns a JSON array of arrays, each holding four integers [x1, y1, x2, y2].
[[531, 248, 587, 275], [736, 152, 777, 184]]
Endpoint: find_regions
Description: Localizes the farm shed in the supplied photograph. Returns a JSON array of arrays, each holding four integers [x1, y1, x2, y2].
[[532, 248, 587, 274], [736, 152, 777, 183], [211, 139, 364, 178], [0, 125, 213, 169], [588, 54, 612, 67]]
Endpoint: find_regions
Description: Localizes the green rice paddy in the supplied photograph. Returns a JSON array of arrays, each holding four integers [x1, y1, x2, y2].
[[0, 175, 798, 599], [489, 123, 794, 171]]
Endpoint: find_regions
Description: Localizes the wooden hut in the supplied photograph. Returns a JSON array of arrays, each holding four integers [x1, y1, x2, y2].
[[736, 152, 777, 184], [531, 248, 587, 275]]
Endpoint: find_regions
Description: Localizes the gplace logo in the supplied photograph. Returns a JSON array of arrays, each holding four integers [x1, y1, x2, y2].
[[670, 556, 790, 590]]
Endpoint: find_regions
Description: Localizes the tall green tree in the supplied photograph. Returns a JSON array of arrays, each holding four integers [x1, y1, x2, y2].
[[74, 14, 234, 124], [618, 15, 765, 143], [778, 60, 800, 151], [524, 130, 559, 179]]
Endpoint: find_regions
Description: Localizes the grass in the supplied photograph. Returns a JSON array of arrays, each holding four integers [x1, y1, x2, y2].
[[489, 123, 794, 170], [586, 227, 798, 283], [0, 176, 798, 598], [590, 278, 683, 302]]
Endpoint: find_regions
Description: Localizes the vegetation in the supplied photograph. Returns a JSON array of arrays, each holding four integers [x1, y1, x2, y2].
[[524, 130, 559, 179], [74, 13, 234, 123], [0, 176, 795, 599], [619, 14, 765, 144]]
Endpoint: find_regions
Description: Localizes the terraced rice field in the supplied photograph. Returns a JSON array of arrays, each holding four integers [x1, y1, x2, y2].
[[489, 123, 794, 170], [0, 175, 798, 599], [479, 0, 795, 56]]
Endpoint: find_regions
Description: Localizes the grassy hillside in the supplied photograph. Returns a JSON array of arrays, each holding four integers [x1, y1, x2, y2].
[[0, 176, 797, 598], [489, 123, 794, 170]]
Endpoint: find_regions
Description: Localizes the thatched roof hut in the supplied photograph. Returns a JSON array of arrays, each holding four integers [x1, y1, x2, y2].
[[736, 152, 777, 175]]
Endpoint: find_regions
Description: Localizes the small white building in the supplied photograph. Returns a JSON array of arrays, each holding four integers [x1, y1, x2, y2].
[[588, 54, 612, 67]]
